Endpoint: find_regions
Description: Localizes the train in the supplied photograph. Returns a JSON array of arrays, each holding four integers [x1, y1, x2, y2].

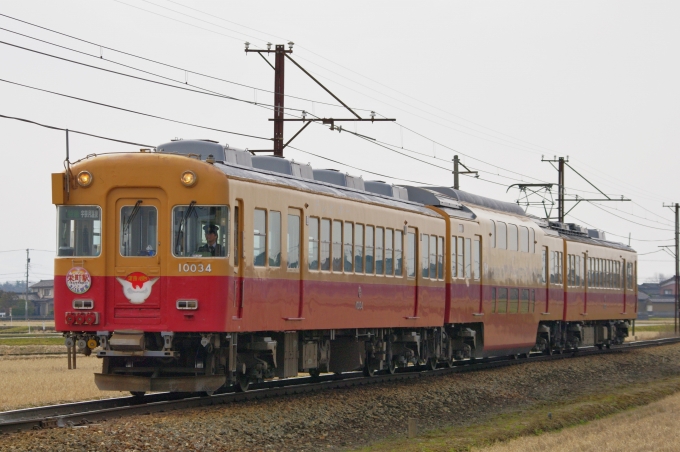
[[52, 139, 637, 394]]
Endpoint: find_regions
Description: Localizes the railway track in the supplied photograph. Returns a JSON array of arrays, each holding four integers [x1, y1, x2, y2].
[[2, 336, 678, 435]]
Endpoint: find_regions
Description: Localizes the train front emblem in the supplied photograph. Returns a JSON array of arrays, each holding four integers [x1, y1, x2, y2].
[[116, 272, 159, 304]]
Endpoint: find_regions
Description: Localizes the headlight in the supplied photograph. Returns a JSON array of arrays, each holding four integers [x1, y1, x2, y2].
[[181, 171, 197, 187], [77, 171, 93, 187]]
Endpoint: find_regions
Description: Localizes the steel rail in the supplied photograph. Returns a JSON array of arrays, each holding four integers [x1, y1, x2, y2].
[[1, 336, 678, 434]]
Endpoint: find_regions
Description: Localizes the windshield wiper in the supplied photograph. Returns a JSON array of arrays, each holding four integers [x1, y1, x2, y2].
[[175, 201, 196, 254], [123, 200, 143, 237]]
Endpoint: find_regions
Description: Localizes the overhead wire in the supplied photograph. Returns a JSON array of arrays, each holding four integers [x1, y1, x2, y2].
[[0, 40, 297, 112], [585, 201, 674, 231], [0, 113, 155, 148], [589, 201, 675, 227], [0, 15, 371, 111], [0, 78, 272, 141]]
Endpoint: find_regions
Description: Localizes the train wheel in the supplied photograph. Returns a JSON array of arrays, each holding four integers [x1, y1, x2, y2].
[[387, 359, 397, 375], [236, 374, 250, 392], [363, 362, 376, 377], [426, 358, 437, 371], [445, 359, 455, 368], [309, 368, 321, 378], [130, 391, 145, 398]]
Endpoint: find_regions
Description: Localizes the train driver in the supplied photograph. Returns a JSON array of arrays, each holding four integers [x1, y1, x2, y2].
[[196, 224, 224, 257]]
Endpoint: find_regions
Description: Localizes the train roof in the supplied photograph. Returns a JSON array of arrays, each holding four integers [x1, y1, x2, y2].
[[213, 160, 442, 218], [528, 216, 635, 252], [153, 144, 630, 249]]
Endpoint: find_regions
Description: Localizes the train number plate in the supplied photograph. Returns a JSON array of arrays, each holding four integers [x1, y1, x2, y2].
[[178, 263, 212, 273]]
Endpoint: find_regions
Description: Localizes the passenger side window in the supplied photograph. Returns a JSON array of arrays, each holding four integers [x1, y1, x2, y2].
[[386, 229, 394, 275], [509, 288, 519, 313], [394, 230, 403, 276], [422, 234, 430, 278], [269, 211, 281, 267], [234, 205, 240, 266], [438, 236, 444, 280], [366, 226, 375, 274], [451, 235, 458, 279], [253, 209, 266, 267], [321, 219, 331, 271], [520, 289, 529, 313], [344, 222, 353, 273], [519, 226, 529, 253], [497, 288, 508, 314], [508, 224, 518, 251], [308, 217, 319, 271], [376, 227, 384, 275], [332, 220, 342, 272], [457, 237, 464, 279], [541, 247, 547, 284], [497, 222, 507, 249], [464, 238, 471, 279], [429, 235, 436, 280], [355, 224, 364, 273]]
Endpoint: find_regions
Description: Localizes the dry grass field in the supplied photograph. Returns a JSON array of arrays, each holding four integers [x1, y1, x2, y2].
[[0, 355, 120, 411], [476, 390, 680, 452]]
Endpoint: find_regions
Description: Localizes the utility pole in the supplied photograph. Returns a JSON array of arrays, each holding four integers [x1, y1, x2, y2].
[[245, 42, 395, 156], [541, 156, 567, 222], [664, 202, 679, 335], [538, 156, 630, 223], [452, 155, 478, 190], [245, 42, 292, 157], [24, 249, 30, 323]]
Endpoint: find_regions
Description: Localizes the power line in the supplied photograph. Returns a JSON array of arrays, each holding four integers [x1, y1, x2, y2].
[[586, 201, 674, 232], [0, 40, 287, 111], [0, 78, 272, 141], [0, 113, 155, 147], [590, 201, 674, 227], [0, 17, 368, 112]]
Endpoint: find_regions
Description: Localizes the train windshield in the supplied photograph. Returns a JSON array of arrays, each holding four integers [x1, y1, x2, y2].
[[120, 203, 157, 257], [173, 205, 228, 258], [56, 206, 102, 257]]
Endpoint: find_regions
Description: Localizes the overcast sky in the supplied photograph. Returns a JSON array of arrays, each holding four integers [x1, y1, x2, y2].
[[1, 0, 678, 284]]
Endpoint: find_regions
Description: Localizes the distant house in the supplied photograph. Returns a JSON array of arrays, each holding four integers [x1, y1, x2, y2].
[[639, 278, 678, 319], [16, 280, 54, 318], [659, 277, 677, 296]]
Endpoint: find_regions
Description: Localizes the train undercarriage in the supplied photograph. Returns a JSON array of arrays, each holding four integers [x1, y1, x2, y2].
[[69, 321, 629, 394]]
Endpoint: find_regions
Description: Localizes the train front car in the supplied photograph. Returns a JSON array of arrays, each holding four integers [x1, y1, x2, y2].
[[53, 150, 231, 394]]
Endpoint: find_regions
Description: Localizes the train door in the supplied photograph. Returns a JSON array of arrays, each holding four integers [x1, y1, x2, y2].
[[407, 227, 418, 318], [623, 259, 630, 314], [541, 246, 549, 314], [112, 194, 163, 324], [286, 208, 304, 319], [232, 200, 244, 319], [583, 253, 588, 315], [473, 235, 483, 314]]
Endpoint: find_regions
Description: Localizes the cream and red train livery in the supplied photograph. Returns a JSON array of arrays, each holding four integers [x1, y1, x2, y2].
[[52, 140, 636, 393]]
